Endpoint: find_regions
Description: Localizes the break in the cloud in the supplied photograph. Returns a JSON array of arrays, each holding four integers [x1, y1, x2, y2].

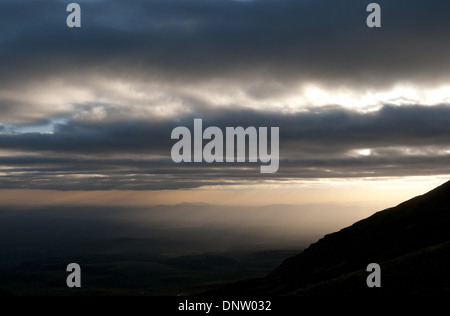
[[1, 0, 450, 190]]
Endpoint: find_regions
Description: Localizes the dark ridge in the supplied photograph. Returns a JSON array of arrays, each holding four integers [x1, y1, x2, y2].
[[202, 180, 450, 296]]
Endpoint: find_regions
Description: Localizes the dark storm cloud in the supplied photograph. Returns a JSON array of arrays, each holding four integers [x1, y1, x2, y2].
[[1, 105, 450, 189], [2, 105, 450, 154], [0, 120, 174, 154], [2, 0, 450, 87]]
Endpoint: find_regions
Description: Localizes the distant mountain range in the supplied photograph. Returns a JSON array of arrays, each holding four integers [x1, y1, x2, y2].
[[205, 180, 450, 295]]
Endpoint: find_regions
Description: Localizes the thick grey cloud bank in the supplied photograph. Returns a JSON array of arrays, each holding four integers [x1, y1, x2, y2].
[[1, 0, 450, 189], [1, 105, 450, 190], [3, 0, 450, 108], [2, 0, 450, 85]]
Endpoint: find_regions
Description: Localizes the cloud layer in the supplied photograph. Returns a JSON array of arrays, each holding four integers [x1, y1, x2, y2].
[[0, 105, 450, 190], [1, 0, 450, 189]]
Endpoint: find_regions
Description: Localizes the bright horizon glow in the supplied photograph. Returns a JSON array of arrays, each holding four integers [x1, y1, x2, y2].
[[0, 175, 446, 208], [1, 175, 446, 239]]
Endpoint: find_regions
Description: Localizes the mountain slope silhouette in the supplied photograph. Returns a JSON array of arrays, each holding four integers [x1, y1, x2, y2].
[[204, 180, 450, 295]]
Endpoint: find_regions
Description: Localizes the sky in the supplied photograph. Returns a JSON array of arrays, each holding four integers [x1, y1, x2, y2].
[[1, 0, 450, 251]]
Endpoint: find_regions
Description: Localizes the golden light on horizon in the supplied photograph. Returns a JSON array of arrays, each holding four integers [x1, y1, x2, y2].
[[0, 175, 447, 209]]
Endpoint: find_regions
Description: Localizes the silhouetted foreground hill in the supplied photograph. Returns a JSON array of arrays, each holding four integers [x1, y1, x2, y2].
[[204, 181, 450, 296]]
